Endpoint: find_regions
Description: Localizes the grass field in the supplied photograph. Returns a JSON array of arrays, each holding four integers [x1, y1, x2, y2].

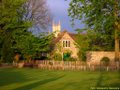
[[0, 68, 120, 90]]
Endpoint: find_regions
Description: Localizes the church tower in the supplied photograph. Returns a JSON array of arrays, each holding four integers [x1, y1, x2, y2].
[[52, 21, 61, 37]]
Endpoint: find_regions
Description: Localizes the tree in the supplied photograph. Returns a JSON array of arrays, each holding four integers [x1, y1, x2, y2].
[[76, 31, 89, 61], [0, 0, 30, 62], [68, 0, 120, 61], [114, 0, 120, 61], [23, 0, 52, 31], [0, 0, 52, 63], [12, 31, 53, 61]]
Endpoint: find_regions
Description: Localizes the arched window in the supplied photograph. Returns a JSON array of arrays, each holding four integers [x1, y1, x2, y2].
[[68, 41, 70, 47], [63, 41, 65, 47], [66, 41, 67, 47]]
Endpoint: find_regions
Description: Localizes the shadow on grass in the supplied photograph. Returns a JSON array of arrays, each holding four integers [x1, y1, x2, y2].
[[13, 75, 64, 90], [96, 72, 120, 87], [109, 71, 120, 87], [109, 82, 120, 87], [96, 72, 103, 87], [0, 68, 30, 87]]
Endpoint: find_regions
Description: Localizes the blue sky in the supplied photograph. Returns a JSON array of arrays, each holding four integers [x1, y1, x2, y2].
[[47, 0, 85, 33]]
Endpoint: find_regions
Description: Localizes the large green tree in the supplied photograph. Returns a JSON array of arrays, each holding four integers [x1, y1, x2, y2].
[[0, 0, 30, 62], [0, 0, 51, 63], [68, 0, 120, 61], [12, 31, 53, 61]]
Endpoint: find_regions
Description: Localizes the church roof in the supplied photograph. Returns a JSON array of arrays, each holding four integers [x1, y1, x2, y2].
[[53, 30, 77, 43]]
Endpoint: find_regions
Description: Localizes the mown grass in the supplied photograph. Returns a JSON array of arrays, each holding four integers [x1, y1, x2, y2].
[[0, 68, 120, 90]]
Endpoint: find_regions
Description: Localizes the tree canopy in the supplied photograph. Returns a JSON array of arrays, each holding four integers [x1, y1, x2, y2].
[[0, 0, 52, 62], [0, 0, 30, 62], [23, 0, 51, 31], [68, 0, 118, 48], [68, 0, 120, 61], [68, 0, 120, 31]]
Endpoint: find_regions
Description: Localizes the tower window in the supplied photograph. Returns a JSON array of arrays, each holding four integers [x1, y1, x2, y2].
[[63, 40, 70, 47]]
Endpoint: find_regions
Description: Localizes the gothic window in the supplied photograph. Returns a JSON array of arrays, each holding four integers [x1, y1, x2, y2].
[[68, 41, 70, 47], [66, 41, 67, 47], [63, 41, 65, 47], [63, 40, 70, 47]]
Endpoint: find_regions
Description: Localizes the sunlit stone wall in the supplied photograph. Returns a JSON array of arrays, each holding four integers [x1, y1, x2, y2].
[[86, 51, 119, 64]]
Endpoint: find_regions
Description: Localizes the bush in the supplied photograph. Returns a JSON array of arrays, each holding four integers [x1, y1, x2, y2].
[[100, 57, 110, 66], [64, 57, 77, 61], [53, 53, 62, 61], [77, 51, 86, 61], [63, 53, 71, 61]]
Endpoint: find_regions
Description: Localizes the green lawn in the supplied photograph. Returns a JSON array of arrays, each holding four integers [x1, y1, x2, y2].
[[0, 68, 120, 90]]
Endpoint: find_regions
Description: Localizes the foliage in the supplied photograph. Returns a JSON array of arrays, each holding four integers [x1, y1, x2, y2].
[[2, 36, 14, 63], [0, 0, 30, 63], [68, 0, 119, 33], [100, 57, 110, 66], [76, 29, 114, 61], [63, 53, 71, 61], [64, 49, 72, 54], [64, 57, 77, 61], [87, 30, 114, 51], [0, 0, 51, 62], [13, 32, 53, 61], [75, 30, 90, 61], [68, 0, 120, 51], [69, 57, 77, 61], [53, 53, 62, 61], [63, 49, 72, 61]]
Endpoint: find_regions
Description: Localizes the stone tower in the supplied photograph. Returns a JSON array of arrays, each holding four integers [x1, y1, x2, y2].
[[52, 21, 61, 37]]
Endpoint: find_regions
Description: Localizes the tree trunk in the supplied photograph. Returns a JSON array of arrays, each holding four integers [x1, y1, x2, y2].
[[114, 0, 119, 61], [115, 32, 119, 61]]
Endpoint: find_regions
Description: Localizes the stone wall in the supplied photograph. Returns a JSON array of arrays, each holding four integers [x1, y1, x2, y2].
[[86, 51, 120, 64]]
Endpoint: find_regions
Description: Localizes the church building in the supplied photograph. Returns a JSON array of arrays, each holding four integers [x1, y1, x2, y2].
[[52, 21, 79, 60]]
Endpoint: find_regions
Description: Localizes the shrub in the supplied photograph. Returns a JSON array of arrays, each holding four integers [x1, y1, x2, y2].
[[77, 50, 87, 61], [63, 53, 71, 61], [53, 53, 62, 61], [69, 57, 77, 61], [100, 57, 110, 66]]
